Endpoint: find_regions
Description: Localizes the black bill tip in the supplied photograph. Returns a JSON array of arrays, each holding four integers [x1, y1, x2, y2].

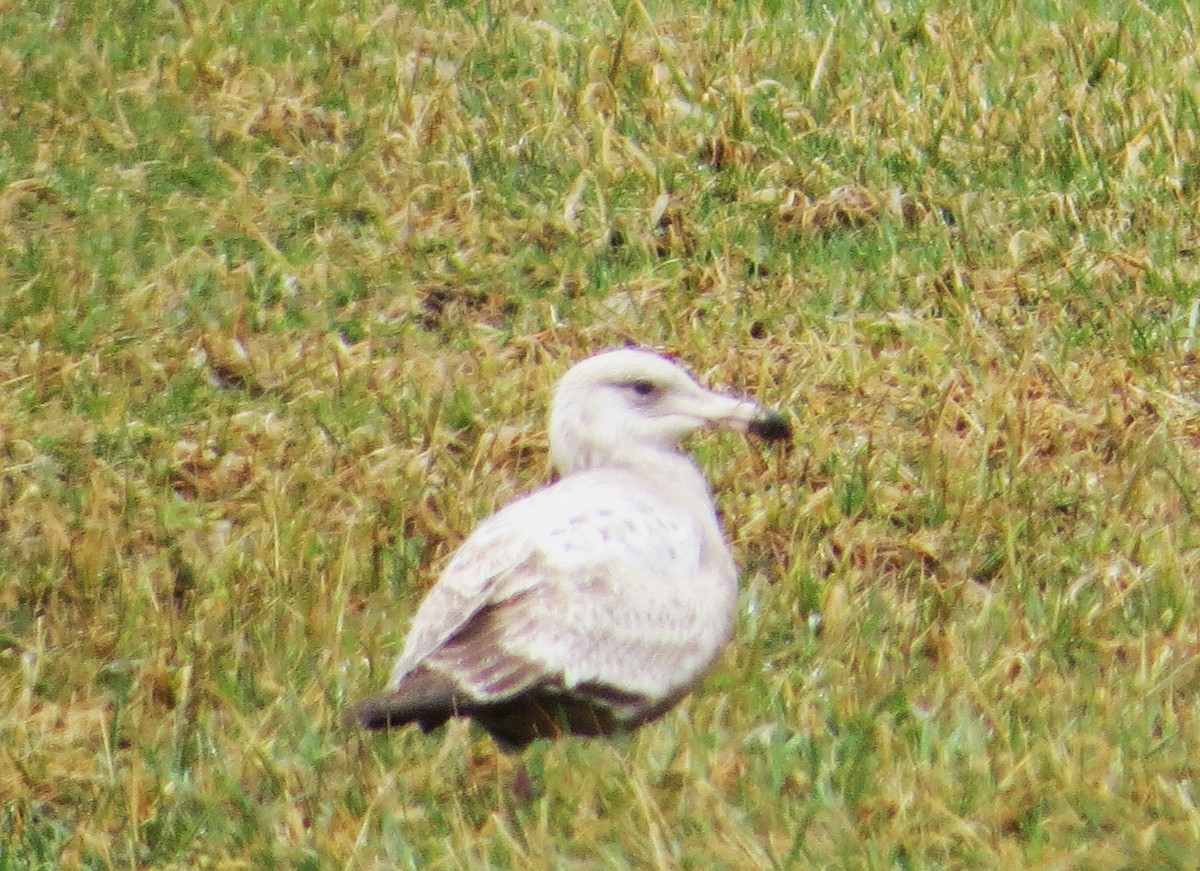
[[748, 410, 792, 441]]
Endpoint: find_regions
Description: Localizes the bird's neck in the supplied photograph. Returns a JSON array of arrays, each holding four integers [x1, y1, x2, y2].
[[557, 441, 709, 494], [556, 439, 672, 475], [557, 442, 731, 580]]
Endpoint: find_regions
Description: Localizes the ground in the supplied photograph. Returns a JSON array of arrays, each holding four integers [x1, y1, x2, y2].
[[2, 0, 1200, 868]]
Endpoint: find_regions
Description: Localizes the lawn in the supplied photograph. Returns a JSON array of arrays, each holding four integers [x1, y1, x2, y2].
[[2, 0, 1200, 868]]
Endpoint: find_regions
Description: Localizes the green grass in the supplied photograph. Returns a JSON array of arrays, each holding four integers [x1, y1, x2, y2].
[[2, 0, 1200, 868]]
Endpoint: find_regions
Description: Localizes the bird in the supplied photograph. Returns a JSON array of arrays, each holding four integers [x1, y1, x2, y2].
[[344, 347, 791, 749]]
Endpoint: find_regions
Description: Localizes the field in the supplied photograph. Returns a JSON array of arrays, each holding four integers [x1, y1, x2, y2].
[[3, 0, 1200, 867]]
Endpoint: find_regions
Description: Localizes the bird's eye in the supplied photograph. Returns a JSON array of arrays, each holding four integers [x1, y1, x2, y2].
[[628, 379, 658, 397]]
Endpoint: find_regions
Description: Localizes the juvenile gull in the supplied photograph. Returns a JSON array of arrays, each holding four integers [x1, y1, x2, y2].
[[345, 348, 790, 748]]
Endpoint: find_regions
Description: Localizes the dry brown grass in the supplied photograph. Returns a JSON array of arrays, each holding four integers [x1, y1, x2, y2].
[[3, 0, 1200, 868]]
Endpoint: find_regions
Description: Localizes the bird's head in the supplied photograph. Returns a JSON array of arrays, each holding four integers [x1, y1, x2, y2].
[[548, 348, 791, 475]]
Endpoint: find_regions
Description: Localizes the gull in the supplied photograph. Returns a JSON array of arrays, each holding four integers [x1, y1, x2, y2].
[[345, 348, 790, 749]]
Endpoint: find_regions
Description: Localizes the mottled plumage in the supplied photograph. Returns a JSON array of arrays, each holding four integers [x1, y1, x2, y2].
[[345, 348, 790, 748]]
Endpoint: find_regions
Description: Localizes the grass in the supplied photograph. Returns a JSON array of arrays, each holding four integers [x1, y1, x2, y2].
[[2, 0, 1200, 867]]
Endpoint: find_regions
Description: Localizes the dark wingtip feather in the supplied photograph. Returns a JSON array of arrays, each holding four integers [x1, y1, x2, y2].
[[343, 694, 407, 730], [344, 666, 463, 732], [748, 410, 792, 441]]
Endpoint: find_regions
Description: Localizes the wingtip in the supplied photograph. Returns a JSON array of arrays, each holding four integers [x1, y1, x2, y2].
[[342, 692, 423, 731], [343, 670, 461, 733], [342, 697, 386, 730], [748, 410, 792, 441]]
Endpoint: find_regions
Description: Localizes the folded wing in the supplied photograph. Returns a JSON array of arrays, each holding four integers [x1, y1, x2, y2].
[[345, 469, 737, 747]]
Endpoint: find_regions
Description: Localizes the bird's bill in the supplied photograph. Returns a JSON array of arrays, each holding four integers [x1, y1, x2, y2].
[[677, 387, 792, 441]]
